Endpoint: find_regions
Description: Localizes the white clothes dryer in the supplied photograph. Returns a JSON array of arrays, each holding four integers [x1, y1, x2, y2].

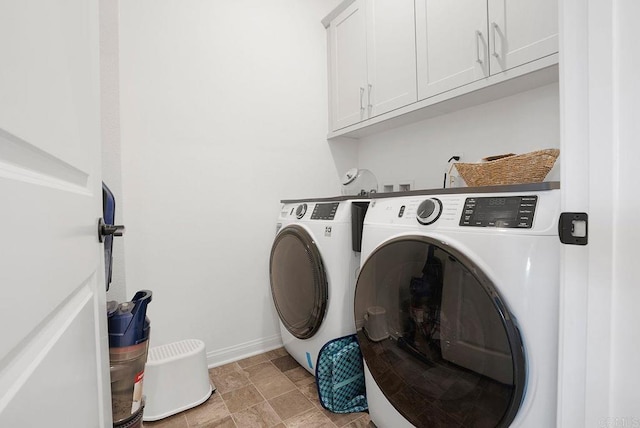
[[354, 183, 560, 427], [270, 197, 368, 374]]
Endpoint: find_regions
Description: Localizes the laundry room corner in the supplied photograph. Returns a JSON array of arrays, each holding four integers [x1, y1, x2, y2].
[[116, 0, 346, 366]]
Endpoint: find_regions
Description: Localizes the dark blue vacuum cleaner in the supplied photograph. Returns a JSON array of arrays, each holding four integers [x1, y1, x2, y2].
[[108, 290, 153, 427]]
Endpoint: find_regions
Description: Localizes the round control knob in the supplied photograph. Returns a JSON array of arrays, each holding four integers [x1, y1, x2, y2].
[[295, 203, 307, 219], [416, 198, 442, 225]]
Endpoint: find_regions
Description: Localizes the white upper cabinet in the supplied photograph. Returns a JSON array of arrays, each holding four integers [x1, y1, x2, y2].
[[329, 0, 368, 130], [327, 0, 417, 131], [416, 0, 558, 101], [324, 0, 558, 137], [488, 0, 558, 73], [416, 0, 489, 99], [365, 0, 417, 119]]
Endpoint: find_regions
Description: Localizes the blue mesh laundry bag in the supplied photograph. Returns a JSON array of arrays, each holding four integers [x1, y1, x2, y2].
[[315, 335, 368, 413]]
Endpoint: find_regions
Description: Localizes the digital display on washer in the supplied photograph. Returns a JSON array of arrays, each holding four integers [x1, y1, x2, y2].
[[460, 196, 538, 228], [311, 202, 339, 220]]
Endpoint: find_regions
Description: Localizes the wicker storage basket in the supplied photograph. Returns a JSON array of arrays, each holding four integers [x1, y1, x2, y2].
[[454, 149, 559, 187]]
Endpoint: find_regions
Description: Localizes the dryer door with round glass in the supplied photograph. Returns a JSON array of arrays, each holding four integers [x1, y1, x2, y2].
[[270, 225, 328, 340], [355, 235, 526, 427]]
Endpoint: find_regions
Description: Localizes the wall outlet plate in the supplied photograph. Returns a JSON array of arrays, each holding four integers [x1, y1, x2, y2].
[[382, 180, 415, 192]]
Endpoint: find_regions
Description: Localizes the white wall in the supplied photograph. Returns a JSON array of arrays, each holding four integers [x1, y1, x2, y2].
[[356, 83, 560, 191], [119, 0, 343, 364]]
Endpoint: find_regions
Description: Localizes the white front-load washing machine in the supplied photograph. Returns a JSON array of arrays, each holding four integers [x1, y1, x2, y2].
[[354, 183, 560, 427], [270, 197, 368, 374]]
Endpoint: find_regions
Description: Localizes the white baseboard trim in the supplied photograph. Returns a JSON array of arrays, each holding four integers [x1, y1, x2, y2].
[[206, 334, 283, 368]]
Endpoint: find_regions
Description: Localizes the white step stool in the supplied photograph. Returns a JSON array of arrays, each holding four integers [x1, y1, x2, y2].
[[142, 339, 214, 421]]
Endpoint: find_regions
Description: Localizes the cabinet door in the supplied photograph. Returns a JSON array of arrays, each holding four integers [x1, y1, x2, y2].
[[416, 0, 489, 100], [488, 0, 558, 73], [365, 0, 417, 117], [329, 0, 368, 131]]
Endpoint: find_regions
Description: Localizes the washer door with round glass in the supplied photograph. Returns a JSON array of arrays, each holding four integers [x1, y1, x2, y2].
[[355, 235, 526, 428], [270, 225, 328, 340]]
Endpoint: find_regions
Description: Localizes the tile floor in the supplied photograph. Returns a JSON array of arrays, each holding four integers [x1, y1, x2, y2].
[[143, 347, 371, 428]]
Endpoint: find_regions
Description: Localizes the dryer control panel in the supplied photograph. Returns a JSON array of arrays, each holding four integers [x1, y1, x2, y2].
[[311, 202, 339, 220], [460, 196, 538, 228]]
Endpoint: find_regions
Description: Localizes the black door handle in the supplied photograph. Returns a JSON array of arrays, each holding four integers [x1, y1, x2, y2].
[[98, 218, 125, 242]]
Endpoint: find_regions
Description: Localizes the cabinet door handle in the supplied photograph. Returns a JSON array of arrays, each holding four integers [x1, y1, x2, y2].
[[475, 31, 483, 64], [360, 87, 365, 111], [367, 84, 373, 109], [491, 22, 500, 58]]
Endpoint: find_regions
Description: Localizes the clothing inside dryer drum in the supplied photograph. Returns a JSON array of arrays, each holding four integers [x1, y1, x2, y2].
[[270, 227, 328, 339], [355, 238, 525, 428]]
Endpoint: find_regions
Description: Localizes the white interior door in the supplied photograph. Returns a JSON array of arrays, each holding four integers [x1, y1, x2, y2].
[[0, 1, 111, 427]]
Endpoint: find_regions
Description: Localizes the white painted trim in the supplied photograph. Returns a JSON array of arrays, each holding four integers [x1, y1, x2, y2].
[[206, 335, 283, 368], [557, 0, 640, 425], [322, 0, 356, 28], [557, 0, 591, 426], [610, 0, 640, 420]]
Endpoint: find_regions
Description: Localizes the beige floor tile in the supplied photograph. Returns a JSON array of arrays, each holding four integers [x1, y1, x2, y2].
[[184, 393, 231, 427], [142, 412, 188, 428], [282, 408, 335, 428], [209, 362, 241, 376], [221, 384, 264, 413], [231, 401, 282, 428], [321, 408, 364, 427], [252, 372, 297, 400], [264, 347, 289, 361], [271, 355, 300, 373], [298, 382, 321, 408], [209, 364, 251, 394], [243, 361, 281, 382], [271, 424, 286, 428], [195, 415, 237, 428], [283, 366, 316, 388], [268, 390, 315, 421], [236, 353, 269, 369], [344, 414, 372, 428]]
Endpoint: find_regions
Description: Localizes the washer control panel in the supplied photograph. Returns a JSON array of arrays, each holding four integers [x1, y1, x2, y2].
[[460, 196, 538, 228], [311, 202, 339, 220]]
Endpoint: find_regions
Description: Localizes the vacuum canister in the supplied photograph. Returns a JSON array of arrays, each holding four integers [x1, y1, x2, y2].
[[108, 290, 152, 426]]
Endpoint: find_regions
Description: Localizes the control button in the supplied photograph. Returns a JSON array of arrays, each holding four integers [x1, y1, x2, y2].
[[398, 205, 406, 218], [419, 200, 435, 217], [295, 203, 307, 219], [417, 198, 442, 225]]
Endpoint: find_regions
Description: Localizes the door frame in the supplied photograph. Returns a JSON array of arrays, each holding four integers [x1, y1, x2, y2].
[[558, 0, 640, 425]]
